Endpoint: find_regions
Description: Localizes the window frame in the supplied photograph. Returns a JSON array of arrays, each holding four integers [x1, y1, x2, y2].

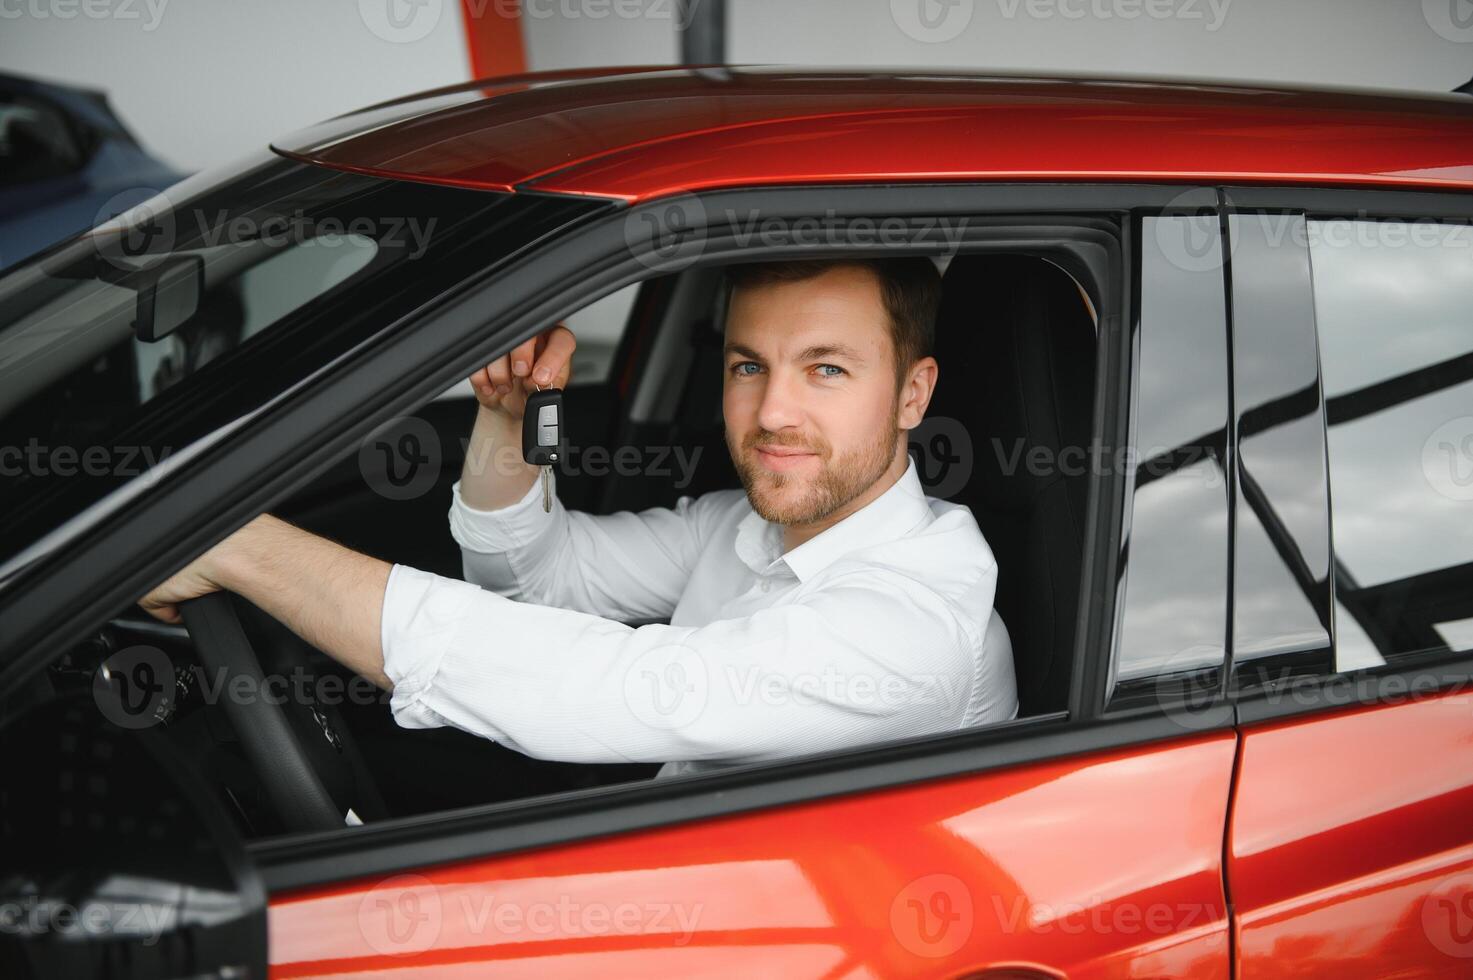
[[1, 179, 1243, 891]]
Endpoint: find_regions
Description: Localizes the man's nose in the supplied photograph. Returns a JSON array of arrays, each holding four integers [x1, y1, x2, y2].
[[755, 369, 805, 432]]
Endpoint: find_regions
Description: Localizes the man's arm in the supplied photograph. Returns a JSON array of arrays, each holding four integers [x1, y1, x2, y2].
[[379, 560, 1003, 765], [139, 515, 394, 689], [141, 522, 1008, 766]]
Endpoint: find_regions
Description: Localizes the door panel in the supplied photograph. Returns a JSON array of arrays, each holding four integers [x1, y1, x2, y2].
[[1230, 689, 1473, 974], [268, 732, 1235, 978]]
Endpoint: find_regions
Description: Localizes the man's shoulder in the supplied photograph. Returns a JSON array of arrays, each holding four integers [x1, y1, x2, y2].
[[828, 499, 998, 602]]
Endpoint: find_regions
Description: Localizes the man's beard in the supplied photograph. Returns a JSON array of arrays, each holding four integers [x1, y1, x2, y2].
[[727, 408, 901, 528]]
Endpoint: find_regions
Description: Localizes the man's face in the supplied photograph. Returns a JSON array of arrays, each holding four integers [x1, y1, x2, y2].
[[722, 265, 907, 527]]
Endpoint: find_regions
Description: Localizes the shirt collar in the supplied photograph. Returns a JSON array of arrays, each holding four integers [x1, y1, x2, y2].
[[733, 458, 934, 582]]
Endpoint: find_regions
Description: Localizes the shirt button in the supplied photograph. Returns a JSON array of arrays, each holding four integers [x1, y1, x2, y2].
[[759, 579, 771, 593]]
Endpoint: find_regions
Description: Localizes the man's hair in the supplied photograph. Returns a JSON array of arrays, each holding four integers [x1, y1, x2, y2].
[[724, 257, 941, 388]]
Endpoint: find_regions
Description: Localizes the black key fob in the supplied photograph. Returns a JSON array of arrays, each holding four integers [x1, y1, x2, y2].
[[522, 388, 564, 466]]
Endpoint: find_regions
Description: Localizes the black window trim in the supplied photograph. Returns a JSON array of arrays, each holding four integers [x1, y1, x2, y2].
[[1104, 199, 1233, 716], [4, 180, 1250, 892]]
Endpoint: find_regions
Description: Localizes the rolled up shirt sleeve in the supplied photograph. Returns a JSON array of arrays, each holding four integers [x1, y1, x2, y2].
[[379, 560, 985, 766], [449, 472, 713, 624]]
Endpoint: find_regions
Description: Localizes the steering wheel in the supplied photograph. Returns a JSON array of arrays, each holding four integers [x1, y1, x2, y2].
[[179, 592, 388, 833]]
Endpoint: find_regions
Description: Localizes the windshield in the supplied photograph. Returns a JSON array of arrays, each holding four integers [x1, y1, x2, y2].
[[0, 149, 603, 582]]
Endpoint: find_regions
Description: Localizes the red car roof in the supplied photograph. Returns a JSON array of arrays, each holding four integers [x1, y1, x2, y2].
[[271, 66, 1473, 202]]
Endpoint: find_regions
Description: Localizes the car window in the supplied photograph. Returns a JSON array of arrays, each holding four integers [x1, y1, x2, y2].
[[1312, 217, 1473, 669]]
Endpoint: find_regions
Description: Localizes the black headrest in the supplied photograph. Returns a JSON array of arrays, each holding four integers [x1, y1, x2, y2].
[[929, 255, 1096, 516]]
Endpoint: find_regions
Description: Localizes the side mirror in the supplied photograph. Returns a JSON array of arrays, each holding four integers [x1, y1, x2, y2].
[[132, 253, 204, 342], [0, 693, 267, 979]]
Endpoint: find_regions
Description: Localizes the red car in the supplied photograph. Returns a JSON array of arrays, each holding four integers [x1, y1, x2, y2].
[[2, 67, 1473, 978]]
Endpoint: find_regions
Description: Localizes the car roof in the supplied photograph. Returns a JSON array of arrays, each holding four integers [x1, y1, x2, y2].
[[272, 65, 1473, 202]]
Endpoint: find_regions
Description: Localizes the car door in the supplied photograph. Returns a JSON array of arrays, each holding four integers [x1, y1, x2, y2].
[[252, 193, 1242, 979], [1222, 193, 1473, 975]]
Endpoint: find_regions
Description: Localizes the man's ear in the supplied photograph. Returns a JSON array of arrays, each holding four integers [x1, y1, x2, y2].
[[898, 355, 939, 430]]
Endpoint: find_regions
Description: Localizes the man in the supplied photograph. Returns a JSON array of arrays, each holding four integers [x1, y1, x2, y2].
[[142, 258, 1017, 777]]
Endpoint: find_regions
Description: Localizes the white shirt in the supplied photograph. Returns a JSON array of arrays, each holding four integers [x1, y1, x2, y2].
[[379, 458, 1018, 778]]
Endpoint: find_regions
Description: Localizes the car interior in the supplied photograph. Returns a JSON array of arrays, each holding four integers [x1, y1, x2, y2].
[[18, 246, 1100, 839]]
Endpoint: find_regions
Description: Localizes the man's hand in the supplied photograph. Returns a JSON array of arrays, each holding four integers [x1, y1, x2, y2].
[[460, 323, 577, 512], [138, 516, 275, 623], [468, 323, 577, 419]]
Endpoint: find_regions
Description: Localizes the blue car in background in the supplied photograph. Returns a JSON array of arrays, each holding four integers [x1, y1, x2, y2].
[[0, 72, 183, 271]]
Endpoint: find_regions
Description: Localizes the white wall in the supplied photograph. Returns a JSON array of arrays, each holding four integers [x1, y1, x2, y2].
[[1, 0, 1469, 174]]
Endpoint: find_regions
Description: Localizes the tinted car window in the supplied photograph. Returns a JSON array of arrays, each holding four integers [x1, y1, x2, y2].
[[1312, 217, 1473, 668]]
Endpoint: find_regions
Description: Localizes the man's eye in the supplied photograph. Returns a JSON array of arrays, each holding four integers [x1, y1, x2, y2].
[[730, 362, 761, 377], [815, 364, 846, 378]]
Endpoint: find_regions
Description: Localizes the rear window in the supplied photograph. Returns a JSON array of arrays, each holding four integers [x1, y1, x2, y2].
[[1312, 218, 1473, 669]]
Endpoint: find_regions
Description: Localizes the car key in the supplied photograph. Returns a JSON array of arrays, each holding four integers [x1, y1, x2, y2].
[[522, 387, 564, 512]]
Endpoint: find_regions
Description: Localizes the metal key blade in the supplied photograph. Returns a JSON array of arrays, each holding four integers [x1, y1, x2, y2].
[[542, 465, 551, 513]]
